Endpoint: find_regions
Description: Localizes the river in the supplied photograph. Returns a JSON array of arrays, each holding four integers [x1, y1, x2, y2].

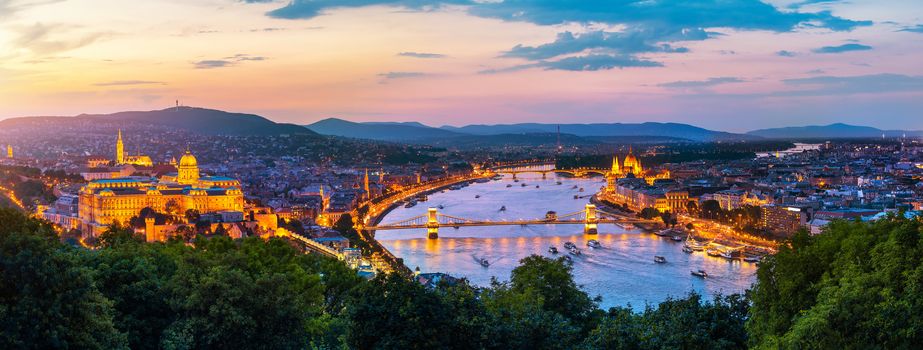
[[377, 173, 757, 309]]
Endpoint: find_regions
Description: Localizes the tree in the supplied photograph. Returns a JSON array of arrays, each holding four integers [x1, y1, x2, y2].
[[748, 216, 923, 349], [701, 200, 722, 219], [639, 207, 660, 220], [686, 200, 699, 216], [507, 255, 600, 330], [98, 221, 144, 248], [0, 208, 127, 349]]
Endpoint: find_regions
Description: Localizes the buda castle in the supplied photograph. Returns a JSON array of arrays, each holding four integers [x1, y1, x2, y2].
[[77, 131, 244, 236]]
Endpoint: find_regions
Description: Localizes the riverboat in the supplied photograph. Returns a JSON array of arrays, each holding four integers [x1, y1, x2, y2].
[[548, 246, 559, 254], [654, 256, 667, 263], [691, 270, 708, 278], [587, 240, 601, 248]]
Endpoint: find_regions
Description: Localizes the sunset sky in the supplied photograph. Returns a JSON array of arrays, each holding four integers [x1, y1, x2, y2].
[[0, 0, 921, 131]]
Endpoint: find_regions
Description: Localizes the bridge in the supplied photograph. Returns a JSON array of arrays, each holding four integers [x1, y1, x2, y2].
[[486, 163, 610, 179], [365, 204, 652, 239]]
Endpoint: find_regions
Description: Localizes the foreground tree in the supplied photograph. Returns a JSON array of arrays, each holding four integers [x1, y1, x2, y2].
[[0, 208, 127, 349], [748, 215, 923, 349]]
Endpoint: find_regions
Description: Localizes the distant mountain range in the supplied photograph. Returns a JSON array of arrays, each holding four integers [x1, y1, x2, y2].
[[306, 118, 923, 143], [747, 123, 923, 139], [1, 107, 313, 136], [305, 118, 755, 143]]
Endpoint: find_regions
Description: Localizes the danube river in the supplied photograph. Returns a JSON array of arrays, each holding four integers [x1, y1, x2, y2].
[[377, 174, 757, 308]]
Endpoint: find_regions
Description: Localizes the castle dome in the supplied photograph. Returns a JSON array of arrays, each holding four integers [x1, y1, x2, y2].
[[179, 150, 198, 167]]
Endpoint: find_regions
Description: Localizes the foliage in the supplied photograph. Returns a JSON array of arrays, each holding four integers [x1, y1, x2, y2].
[[748, 215, 923, 349]]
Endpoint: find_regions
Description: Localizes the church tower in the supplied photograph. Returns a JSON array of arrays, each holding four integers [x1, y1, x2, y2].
[[363, 169, 371, 199], [116, 129, 125, 164], [6, 144, 11, 159]]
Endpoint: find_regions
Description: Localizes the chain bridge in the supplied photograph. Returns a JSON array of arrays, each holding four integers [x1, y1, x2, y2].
[[365, 204, 652, 239]]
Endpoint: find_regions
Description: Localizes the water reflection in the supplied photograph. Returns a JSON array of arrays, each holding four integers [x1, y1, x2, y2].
[[378, 173, 757, 308]]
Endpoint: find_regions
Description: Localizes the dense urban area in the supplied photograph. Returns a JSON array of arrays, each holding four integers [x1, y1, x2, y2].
[[3, 109, 923, 349]]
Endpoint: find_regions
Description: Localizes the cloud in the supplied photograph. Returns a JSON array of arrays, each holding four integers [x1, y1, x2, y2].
[[0, 0, 64, 19], [502, 28, 709, 61], [193, 54, 268, 69], [194, 60, 234, 69], [778, 73, 923, 96], [93, 80, 166, 87], [11, 22, 106, 55], [776, 50, 797, 57], [812, 43, 872, 54], [484, 54, 663, 73], [658, 77, 744, 89], [245, 0, 871, 71], [787, 0, 843, 9], [398, 52, 446, 58], [898, 25, 923, 33], [378, 71, 426, 79]]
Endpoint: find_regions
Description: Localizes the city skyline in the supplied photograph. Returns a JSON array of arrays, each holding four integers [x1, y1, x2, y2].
[[1, 0, 922, 131]]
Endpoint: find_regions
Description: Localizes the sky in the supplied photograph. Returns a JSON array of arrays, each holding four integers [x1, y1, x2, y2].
[[0, 0, 921, 132]]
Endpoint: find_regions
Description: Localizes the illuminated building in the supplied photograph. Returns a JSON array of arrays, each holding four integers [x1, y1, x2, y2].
[[78, 143, 244, 237], [6, 144, 11, 159], [115, 129, 153, 166], [606, 148, 671, 191], [760, 205, 813, 235]]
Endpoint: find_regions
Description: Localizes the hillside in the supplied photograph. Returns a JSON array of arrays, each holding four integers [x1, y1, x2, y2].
[[305, 118, 463, 141], [1, 107, 313, 136], [747, 123, 923, 139], [441, 122, 755, 142]]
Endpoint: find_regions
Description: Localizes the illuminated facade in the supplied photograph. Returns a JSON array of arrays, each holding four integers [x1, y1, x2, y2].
[[78, 147, 244, 236], [116, 129, 153, 166], [606, 148, 671, 190], [6, 144, 11, 159]]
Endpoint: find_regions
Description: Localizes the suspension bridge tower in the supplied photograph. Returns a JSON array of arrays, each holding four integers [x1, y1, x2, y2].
[[584, 204, 598, 234], [426, 207, 440, 239]]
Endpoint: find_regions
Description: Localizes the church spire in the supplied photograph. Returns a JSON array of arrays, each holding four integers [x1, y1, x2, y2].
[[363, 168, 371, 198], [116, 129, 124, 164]]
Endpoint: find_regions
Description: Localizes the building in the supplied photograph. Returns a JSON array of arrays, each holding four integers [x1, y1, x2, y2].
[[761, 205, 813, 236], [78, 144, 244, 238], [116, 129, 153, 166], [606, 148, 671, 191]]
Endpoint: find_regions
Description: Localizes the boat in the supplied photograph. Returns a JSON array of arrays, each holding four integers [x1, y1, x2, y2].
[[514, 179, 520, 183], [499, 205, 507, 211], [587, 240, 601, 248], [478, 258, 490, 267], [556, 181, 563, 185], [743, 256, 761, 263], [548, 246, 559, 254], [572, 185, 578, 189], [654, 256, 667, 263], [404, 201, 417, 208], [720, 251, 735, 260], [655, 229, 674, 237], [623, 223, 635, 230], [568, 246, 582, 255], [545, 211, 558, 221], [535, 185, 540, 188], [573, 195, 579, 199], [691, 270, 708, 278], [506, 184, 513, 188], [475, 195, 481, 198], [562, 255, 573, 263], [437, 204, 445, 209], [563, 242, 576, 249], [682, 246, 694, 254], [453, 225, 460, 229], [521, 183, 527, 187], [706, 249, 722, 257], [578, 188, 585, 192], [671, 235, 684, 242]]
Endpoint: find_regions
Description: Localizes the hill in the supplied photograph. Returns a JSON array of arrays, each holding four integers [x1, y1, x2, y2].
[[440, 122, 755, 142], [0, 107, 313, 136], [305, 118, 464, 141], [747, 123, 923, 139]]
